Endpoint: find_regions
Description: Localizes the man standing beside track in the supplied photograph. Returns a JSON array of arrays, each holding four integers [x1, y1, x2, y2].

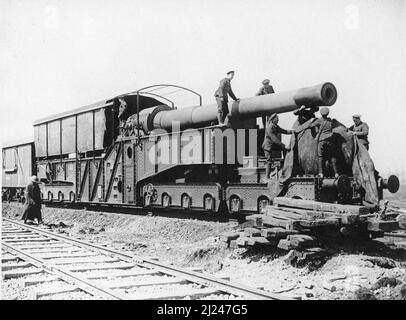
[[22, 176, 43, 225], [214, 71, 239, 126]]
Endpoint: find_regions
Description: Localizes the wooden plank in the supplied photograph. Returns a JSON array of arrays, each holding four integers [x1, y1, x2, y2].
[[236, 237, 250, 246], [276, 206, 321, 216], [278, 208, 359, 225], [31, 285, 80, 300], [286, 235, 317, 248], [273, 197, 370, 214], [244, 228, 261, 237], [264, 207, 304, 220], [247, 237, 273, 246], [2, 257, 20, 263], [38, 252, 98, 259], [383, 231, 406, 238], [261, 227, 298, 238], [2, 262, 32, 272], [261, 215, 301, 230], [2, 230, 31, 234], [2, 234, 49, 239], [23, 276, 61, 287], [130, 287, 222, 300], [367, 220, 399, 232], [52, 257, 120, 265], [15, 244, 73, 250], [4, 238, 53, 243], [3, 269, 45, 279], [29, 248, 85, 259], [299, 218, 340, 227], [245, 215, 263, 227], [85, 269, 160, 280], [106, 277, 188, 289], [67, 263, 135, 272], [185, 267, 204, 273], [277, 239, 296, 250], [220, 232, 239, 243]]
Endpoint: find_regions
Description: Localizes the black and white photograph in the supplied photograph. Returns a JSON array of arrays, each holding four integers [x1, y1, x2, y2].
[[1, 0, 406, 309]]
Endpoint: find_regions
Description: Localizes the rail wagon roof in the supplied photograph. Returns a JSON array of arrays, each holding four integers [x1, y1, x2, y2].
[[1, 137, 34, 149], [33, 84, 203, 126], [33, 99, 113, 126]]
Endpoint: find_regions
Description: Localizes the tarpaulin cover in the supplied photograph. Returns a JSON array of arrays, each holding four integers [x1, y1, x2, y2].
[[276, 118, 379, 206]]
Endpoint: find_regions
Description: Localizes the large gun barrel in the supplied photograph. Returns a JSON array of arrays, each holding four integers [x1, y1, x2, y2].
[[140, 82, 337, 132]]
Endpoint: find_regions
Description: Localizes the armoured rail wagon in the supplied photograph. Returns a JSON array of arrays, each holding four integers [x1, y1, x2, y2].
[[2, 83, 400, 216]]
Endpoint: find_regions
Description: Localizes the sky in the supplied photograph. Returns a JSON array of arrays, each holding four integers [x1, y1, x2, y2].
[[1, 0, 405, 176]]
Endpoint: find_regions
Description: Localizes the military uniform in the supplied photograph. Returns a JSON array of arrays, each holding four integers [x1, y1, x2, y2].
[[214, 78, 237, 124], [21, 180, 42, 224], [256, 84, 275, 127], [293, 106, 318, 124], [262, 121, 292, 179], [256, 85, 275, 96], [311, 116, 338, 177], [349, 121, 369, 150]]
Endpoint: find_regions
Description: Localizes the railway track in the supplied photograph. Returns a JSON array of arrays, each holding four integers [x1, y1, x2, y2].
[[1, 218, 284, 300]]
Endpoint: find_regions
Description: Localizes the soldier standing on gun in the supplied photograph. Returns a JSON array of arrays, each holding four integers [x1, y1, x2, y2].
[[256, 79, 275, 128], [214, 71, 239, 125], [310, 107, 339, 178], [262, 114, 293, 181], [349, 114, 369, 150]]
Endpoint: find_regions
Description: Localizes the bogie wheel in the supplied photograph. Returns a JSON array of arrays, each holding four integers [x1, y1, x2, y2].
[[229, 195, 241, 213], [69, 191, 75, 203], [203, 194, 215, 212], [181, 194, 191, 209], [257, 196, 270, 214]]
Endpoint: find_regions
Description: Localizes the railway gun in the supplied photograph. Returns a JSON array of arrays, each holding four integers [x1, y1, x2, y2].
[[2, 81, 404, 241]]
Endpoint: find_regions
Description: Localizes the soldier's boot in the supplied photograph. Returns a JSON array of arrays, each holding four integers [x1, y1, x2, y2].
[[262, 116, 267, 128], [217, 111, 223, 125], [317, 157, 324, 178], [265, 162, 272, 180], [223, 114, 231, 127], [331, 157, 339, 178]]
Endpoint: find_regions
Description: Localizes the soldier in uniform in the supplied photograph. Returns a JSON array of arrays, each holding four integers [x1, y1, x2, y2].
[[21, 176, 43, 225], [293, 105, 319, 124], [310, 107, 338, 178], [349, 114, 369, 150], [256, 79, 275, 128], [214, 71, 239, 125], [262, 113, 293, 180]]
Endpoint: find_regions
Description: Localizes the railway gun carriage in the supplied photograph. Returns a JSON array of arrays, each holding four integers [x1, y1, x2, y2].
[[28, 82, 399, 216]]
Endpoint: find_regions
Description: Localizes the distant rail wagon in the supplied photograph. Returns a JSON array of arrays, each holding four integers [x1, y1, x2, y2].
[[2, 138, 35, 203]]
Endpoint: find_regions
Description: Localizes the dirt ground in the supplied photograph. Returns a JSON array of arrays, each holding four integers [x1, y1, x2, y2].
[[2, 202, 406, 300]]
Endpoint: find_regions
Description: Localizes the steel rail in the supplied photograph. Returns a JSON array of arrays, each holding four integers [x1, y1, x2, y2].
[[1, 241, 124, 300], [3, 218, 285, 300]]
